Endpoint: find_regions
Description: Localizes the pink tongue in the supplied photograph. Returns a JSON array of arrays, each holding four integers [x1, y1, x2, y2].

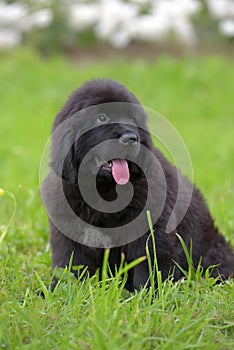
[[112, 159, 130, 185]]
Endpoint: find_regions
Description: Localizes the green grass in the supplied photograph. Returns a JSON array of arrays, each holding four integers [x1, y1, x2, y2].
[[0, 49, 234, 349]]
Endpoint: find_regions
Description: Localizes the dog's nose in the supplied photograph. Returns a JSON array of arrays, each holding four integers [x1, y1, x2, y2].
[[119, 132, 138, 147]]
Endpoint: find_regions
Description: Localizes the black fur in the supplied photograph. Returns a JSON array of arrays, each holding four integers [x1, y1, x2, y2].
[[42, 79, 234, 291]]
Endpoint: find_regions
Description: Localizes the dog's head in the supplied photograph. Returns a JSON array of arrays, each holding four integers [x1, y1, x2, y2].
[[50, 79, 153, 187]]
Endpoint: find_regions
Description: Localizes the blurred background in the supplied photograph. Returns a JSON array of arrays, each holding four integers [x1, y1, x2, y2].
[[0, 0, 234, 54]]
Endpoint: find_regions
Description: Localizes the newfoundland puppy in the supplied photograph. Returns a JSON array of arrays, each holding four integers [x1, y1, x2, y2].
[[41, 79, 234, 291]]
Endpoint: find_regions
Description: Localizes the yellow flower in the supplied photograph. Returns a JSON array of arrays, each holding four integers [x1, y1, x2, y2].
[[0, 188, 4, 196]]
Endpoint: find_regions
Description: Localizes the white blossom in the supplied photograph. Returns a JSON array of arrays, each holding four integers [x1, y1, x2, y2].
[[0, 0, 233, 50], [93, 0, 138, 48], [206, 0, 234, 19], [69, 4, 100, 30], [131, 0, 151, 5], [0, 28, 21, 49], [0, 1, 27, 26], [130, 15, 170, 41], [29, 9, 53, 28], [219, 18, 234, 36], [123, 0, 201, 45], [151, 0, 201, 44]]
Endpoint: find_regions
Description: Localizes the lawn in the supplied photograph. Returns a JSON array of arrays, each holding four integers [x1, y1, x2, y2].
[[0, 49, 234, 349]]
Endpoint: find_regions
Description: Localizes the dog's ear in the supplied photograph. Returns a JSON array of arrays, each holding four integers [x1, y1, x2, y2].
[[61, 145, 77, 184], [50, 123, 78, 184]]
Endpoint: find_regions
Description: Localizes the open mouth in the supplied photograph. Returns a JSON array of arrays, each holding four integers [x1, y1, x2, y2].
[[95, 156, 130, 185]]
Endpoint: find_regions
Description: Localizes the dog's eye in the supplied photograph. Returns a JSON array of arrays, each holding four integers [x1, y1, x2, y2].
[[97, 114, 108, 123]]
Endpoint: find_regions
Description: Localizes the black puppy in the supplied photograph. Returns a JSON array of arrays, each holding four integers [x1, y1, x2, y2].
[[41, 79, 234, 291]]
